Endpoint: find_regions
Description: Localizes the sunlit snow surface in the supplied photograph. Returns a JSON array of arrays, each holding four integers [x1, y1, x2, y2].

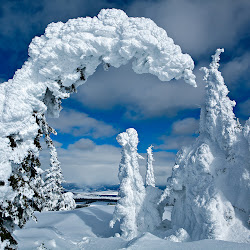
[[14, 203, 249, 250]]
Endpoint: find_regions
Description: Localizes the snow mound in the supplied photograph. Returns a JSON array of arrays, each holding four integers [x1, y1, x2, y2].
[[14, 203, 250, 250]]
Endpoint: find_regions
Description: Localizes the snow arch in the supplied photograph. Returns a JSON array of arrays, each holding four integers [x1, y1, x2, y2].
[[0, 9, 196, 191]]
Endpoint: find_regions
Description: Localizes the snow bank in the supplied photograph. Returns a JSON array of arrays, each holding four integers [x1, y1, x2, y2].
[[162, 49, 250, 241], [14, 203, 250, 250]]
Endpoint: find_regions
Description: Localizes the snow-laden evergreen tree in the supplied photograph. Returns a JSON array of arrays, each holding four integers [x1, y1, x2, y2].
[[145, 145, 155, 187], [141, 145, 164, 233], [0, 113, 45, 249], [110, 128, 146, 239], [161, 49, 250, 241], [38, 115, 75, 211], [111, 130, 165, 238]]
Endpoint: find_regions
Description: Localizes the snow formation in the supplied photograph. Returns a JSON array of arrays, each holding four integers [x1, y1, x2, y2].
[[0, 8, 196, 247], [145, 145, 155, 187], [162, 49, 250, 241], [144, 145, 164, 233], [111, 129, 163, 239], [110, 128, 146, 239], [14, 203, 250, 250]]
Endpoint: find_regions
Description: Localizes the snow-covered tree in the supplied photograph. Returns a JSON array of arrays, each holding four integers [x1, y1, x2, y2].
[[145, 145, 155, 187], [110, 128, 146, 239], [111, 131, 164, 238], [142, 145, 164, 232], [161, 49, 250, 241], [37, 114, 75, 211]]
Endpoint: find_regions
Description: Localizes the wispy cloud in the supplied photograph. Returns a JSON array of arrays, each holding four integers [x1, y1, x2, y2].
[[172, 118, 199, 135], [156, 117, 199, 150], [48, 109, 118, 139], [40, 138, 175, 186], [74, 63, 205, 120], [128, 0, 250, 58]]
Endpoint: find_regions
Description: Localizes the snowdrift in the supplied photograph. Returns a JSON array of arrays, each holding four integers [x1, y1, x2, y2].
[[14, 203, 249, 250]]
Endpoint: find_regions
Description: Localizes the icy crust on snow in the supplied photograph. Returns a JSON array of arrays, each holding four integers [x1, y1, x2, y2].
[[162, 50, 250, 242]]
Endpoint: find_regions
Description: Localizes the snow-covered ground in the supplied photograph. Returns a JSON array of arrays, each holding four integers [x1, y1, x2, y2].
[[74, 191, 118, 199], [14, 202, 249, 250]]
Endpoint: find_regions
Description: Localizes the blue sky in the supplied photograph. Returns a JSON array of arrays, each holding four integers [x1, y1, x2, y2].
[[0, 0, 249, 186]]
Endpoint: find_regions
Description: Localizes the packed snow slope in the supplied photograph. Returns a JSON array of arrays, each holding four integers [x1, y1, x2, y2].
[[14, 203, 250, 250], [161, 49, 250, 241]]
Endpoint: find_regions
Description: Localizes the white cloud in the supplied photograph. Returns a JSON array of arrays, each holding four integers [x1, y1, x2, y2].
[[221, 52, 250, 91], [68, 138, 96, 151], [74, 63, 205, 120], [129, 0, 250, 58], [157, 135, 196, 151], [172, 118, 199, 135], [155, 117, 199, 150], [47, 109, 118, 139], [40, 138, 174, 186]]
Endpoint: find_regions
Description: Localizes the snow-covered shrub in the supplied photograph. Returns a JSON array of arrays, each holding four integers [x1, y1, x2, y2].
[[0, 8, 196, 247], [162, 49, 250, 241], [59, 192, 76, 211], [165, 228, 190, 242]]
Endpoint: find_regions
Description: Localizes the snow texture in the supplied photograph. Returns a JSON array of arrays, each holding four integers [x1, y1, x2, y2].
[[161, 49, 250, 241], [13, 202, 250, 250]]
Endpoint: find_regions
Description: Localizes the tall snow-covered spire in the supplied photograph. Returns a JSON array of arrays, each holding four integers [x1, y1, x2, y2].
[[145, 145, 155, 187], [161, 49, 250, 241], [110, 128, 146, 240], [199, 49, 241, 152]]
